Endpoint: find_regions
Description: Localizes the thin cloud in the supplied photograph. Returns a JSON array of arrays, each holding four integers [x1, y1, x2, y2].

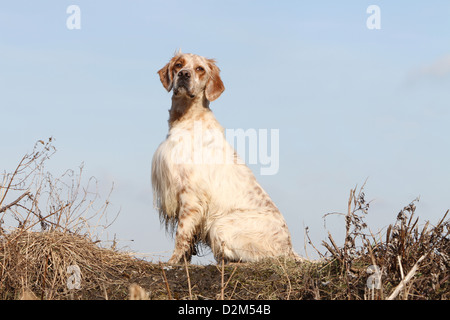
[[419, 54, 450, 77], [409, 54, 450, 81]]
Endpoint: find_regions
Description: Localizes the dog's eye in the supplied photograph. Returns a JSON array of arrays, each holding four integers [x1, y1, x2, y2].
[[175, 63, 183, 68], [196, 66, 205, 72]]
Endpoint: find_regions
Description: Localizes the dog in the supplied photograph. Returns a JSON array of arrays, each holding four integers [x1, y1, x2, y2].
[[152, 51, 298, 263]]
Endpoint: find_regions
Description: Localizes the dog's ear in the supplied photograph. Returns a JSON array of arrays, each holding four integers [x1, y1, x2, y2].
[[157, 54, 180, 92], [205, 59, 225, 102]]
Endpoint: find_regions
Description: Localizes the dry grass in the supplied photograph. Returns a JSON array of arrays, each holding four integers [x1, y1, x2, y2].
[[321, 182, 449, 300], [0, 139, 448, 300], [0, 230, 151, 300]]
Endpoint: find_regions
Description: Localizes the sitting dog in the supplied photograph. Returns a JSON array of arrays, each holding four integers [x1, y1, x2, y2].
[[152, 51, 298, 263]]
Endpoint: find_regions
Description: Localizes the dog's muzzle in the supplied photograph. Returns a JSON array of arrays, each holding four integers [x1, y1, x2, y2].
[[174, 70, 195, 98]]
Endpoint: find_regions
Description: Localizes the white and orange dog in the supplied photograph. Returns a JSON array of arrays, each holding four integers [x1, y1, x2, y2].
[[152, 51, 298, 263]]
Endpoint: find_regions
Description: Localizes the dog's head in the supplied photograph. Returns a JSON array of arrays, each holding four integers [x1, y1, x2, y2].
[[157, 51, 225, 102]]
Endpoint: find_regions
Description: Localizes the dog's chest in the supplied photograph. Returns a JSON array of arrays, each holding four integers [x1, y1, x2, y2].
[[162, 117, 232, 168]]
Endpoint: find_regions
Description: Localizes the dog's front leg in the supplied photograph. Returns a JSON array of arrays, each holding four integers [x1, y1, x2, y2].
[[168, 200, 203, 264]]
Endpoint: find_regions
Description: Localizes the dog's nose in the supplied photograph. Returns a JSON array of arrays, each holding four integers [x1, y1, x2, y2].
[[178, 70, 191, 79]]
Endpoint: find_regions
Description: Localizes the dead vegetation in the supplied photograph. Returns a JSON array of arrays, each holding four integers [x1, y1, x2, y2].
[[1, 139, 448, 300], [320, 182, 449, 300]]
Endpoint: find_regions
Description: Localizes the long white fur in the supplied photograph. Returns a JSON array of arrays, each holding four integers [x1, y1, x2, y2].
[[152, 52, 298, 263]]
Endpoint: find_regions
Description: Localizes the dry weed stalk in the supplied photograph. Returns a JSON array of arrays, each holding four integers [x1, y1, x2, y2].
[[159, 262, 173, 300], [0, 138, 118, 239], [321, 181, 449, 300], [387, 254, 426, 300], [322, 181, 372, 299], [183, 254, 193, 300], [0, 138, 135, 300]]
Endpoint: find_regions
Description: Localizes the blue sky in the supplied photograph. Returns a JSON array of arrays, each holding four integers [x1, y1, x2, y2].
[[1, 1, 450, 262]]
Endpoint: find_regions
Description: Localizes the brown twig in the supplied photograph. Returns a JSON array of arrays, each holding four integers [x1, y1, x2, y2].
[[220, 242, 225, 300], [0, 191, 31, 214], [40, 252, 50, 300], [223, 263, 240, 300], [160, 262, 172, 300], [304, 225, 324, 258], [387, 254, 426, 300], [183, 254, 192, 300], [276, 258, 292, 300], [326, 232, 342, 261], [5, 204, 70, 246]]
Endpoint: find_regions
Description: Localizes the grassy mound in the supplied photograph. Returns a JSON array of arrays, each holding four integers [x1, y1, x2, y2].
[[1, 139, 448, 300], [1, 224, 448, 300]]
